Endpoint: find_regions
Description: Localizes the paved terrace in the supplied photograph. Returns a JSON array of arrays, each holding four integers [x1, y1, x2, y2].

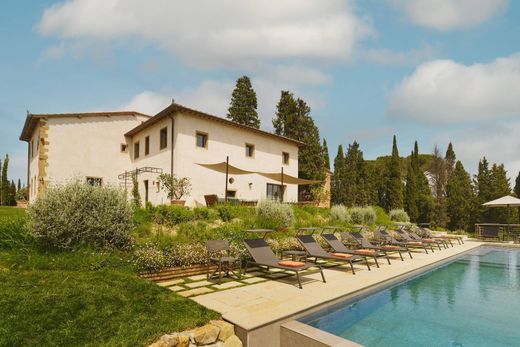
[[193, 240, 482, 333]]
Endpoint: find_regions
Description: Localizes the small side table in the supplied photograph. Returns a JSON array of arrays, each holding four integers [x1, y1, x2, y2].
[[282, 250, 307, 261]]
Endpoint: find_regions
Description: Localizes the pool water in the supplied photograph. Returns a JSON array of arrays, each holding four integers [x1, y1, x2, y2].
[[300, 248, 520, 347]]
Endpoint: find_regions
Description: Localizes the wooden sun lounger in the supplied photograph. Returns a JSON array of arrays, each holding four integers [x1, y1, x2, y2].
[[320, 233, 391, 267]]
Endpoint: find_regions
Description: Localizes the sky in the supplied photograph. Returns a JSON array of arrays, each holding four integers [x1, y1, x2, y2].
[[1, 0, 520, 184]]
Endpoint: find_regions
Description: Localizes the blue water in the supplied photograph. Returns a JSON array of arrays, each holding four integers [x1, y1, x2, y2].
[[300, 248, 520, 347]]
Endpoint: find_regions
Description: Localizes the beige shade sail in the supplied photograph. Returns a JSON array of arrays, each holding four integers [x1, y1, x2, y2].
[[482, 195, 520, 207], [197, 162, 255, 175], [196, 162, 323, 185]]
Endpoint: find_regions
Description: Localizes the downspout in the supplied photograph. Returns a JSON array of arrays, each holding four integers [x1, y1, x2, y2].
[[170, 115, 175, 176]]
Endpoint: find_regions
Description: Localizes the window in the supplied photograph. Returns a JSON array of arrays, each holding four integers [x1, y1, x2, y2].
[[282, 152, 290, 165], [86, 177, 102, 187], [245, 143, 255, 158], [31, 141, 34, 158], [145, 136, 150, 155], [134, 141, 140, 159], [267, 183, 285, 202], [160, 127, 168, 150], [120, 144, 128, 152], [144, 180, 149, 203], [226, 190, 237, 198], [196, 132, 208, 148]]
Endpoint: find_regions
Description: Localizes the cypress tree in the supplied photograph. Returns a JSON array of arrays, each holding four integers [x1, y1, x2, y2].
[[17, 178, 21, 192], [227, 76, 260, 128], [1, 155, 9, 206], [273, 90, 298, 136], [473, 157, 493, 223], [9, 180, 16, 206], [322, 139, 330, 171], [446, 161, 474, 230], [384, 136, 403, 210], [0, 158, 2, 205], [489, 164, 511, 223], [132, 173, 141, 208], [404, 156, 419, 222], [343, 141, 367, 206], [515, 171, 520, 198], [331, 145, 345, 205], [430, 145, 448, 227], [414, 142, 434, 223], [445, 142, 456, 178]]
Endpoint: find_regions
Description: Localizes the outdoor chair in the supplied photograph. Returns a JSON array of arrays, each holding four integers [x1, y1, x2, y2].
[[320, 233, 390, 267], [242, 238, 325, 289], [206, 240, 241, 284], [296, 235, 369, 274], [479, 225, 500, 241], [345, 231, 410, 261], [204, 194, 218, 207]]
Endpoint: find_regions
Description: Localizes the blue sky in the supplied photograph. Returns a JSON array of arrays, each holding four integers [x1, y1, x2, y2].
[[1, 0, 520, 184]]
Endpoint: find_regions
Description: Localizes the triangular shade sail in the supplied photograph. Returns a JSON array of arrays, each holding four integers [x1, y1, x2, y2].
[[196, 162, 322, 185], [482, 195, 520, 207]]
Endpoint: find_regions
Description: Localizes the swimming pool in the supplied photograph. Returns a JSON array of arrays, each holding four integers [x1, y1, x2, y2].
[[300, 247, 520, 347]]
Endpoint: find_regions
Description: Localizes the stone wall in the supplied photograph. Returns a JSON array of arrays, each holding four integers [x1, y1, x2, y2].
[[148, 320, 242, 347]]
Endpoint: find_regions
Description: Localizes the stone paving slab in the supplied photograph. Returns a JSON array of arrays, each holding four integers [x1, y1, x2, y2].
[[167, 285, 185, 292], [193, 241, 482, 330], [213, 281, 244, 290], [157, 279, 184, 287], [186, 274, 208, 281], [185, 280, 213, 288], [242, 277, 267, 284], [178, 287, 214, 297]]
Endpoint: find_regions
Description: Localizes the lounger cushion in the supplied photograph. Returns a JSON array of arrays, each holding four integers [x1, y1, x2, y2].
[[381, 245, 401, 250], [331, 253, 354, 258], [278, 261, 305, 268], [422, 239, 435, 243], [406, 241, 423, 246], [355, 249, 376, 255]]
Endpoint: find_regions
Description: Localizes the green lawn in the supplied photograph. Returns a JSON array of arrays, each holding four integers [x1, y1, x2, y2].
[[0, 206, 26, 217], [0, 207, 220, 347]]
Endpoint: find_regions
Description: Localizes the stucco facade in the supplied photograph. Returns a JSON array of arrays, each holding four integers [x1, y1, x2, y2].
[[20, 103, 303, 207]]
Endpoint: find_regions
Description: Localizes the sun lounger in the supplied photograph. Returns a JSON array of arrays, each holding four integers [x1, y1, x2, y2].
[[243, 238, 326, 289], [344, 231, 410, 261], [393, 229, 435, 253], [417, 226, 463, 245], [321, 233, 391, 267], [296, 235, 368, 274], [400, 227, 444, 250], [374, 228, 427, 257]]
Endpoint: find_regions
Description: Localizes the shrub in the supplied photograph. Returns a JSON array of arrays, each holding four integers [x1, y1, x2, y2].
[[193, 207, 220, 221], [330, 205, 350, 223], [255, 199, 294, 230], [152, 205, 194, 226], [132, 243, 167, 272], [27, 182, 133, 249], [216, 204, 239, 222], [349, 206, 376, 225], [389, 209, 410, 223]]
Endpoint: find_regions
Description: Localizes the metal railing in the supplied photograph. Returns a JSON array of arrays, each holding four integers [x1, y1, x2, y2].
[[475, 223, 520, 242]]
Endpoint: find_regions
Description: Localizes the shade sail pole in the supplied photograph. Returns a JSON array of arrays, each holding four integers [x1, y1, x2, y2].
[[281, 166, 284, 203], [225, 156, 229, 203]]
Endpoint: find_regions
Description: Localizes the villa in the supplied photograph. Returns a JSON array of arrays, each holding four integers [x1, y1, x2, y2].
[[19, 102, 313, 206]]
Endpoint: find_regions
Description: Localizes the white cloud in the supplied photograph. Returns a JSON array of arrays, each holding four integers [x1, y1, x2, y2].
[[436, 121, 520, 180], [388, 54, 520, 123], [391, 0, 508, 31], [37, 0, 373, 71]]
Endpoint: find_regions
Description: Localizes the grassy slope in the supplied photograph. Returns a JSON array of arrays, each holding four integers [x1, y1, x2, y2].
[[0, 207, 219, 347]]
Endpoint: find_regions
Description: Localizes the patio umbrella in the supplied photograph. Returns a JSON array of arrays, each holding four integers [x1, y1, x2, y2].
[[482, 195, 520, 224]]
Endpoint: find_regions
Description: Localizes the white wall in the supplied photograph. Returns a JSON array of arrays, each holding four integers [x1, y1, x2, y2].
[[173, 113, 299, 206], [28, 126, 40, 201], [45, 115, 148, 190]]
